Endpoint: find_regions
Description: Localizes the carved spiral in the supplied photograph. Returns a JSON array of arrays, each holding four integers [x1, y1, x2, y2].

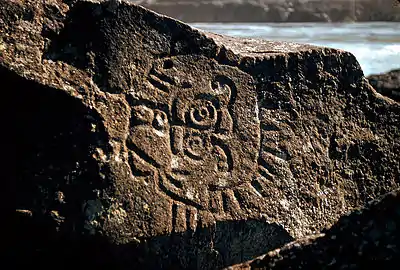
[[189, 99, 217, 129]]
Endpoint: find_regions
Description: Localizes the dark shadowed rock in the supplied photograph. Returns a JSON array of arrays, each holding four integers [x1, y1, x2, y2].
[[367, 69, 400, 102], [2, 0, 399, 269], [227, 189, 400, 269]]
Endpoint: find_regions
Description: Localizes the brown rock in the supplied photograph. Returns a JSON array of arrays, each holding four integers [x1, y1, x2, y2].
[[367, 69, 400, 102], [3, 0, 399, 269], [227, 189, 400, 269]]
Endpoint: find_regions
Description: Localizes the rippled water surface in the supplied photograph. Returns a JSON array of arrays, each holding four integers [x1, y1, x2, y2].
[[191, 22, 400, 76]]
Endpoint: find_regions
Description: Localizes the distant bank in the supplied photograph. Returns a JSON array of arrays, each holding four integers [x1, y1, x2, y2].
[[132, 0, 400, 23]]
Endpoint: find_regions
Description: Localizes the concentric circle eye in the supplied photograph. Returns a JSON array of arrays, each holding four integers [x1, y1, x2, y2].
[[188, 99, 217, 129], [183, 132, 208, 160]]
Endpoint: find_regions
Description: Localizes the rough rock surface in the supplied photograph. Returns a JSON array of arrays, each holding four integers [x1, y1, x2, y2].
[[3, 0, 399, 269], [134, 0, 400, 23], [367, 69, 400, 102], [227, 189, 400, 269]]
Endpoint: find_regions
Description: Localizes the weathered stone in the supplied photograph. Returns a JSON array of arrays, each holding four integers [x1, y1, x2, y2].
[[3, 0, 399, 269], [227, 189, 400, 269], [367, 69, 400, 102]]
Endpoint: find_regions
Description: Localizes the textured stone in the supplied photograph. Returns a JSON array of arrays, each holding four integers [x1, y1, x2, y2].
[[367, 69, 400, 102], [3, 0, 399, 269], [227, 189, 400, 269]]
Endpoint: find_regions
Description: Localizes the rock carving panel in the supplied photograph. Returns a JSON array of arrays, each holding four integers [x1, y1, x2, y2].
[[126, 56, 260, 211]]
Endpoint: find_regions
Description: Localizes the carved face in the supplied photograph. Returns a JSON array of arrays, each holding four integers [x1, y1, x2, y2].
[[127, 56, 260, 210]]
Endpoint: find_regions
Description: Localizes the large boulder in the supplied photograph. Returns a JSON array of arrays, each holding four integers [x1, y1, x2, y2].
[[3, 0, 399, 269], [228, 189, 400, 269], [367, 69, 400, 102]]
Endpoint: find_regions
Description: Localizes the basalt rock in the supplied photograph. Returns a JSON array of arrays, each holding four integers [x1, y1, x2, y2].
[[227, 189, 400, 270], [3, 0, 399, 269], [367, 69, 400, 102]]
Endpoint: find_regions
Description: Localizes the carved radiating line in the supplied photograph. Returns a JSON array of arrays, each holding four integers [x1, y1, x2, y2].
[[259, 165, 274, 181], [260, 122, 280, 131], [208, 190, 223, 213], [185, 208, 191, 232], [147, 68, 176, 93], [185, 207, 198, 232], [263, 146, 288, 162], [172, 203, 178, 232], [150, 69, 175, 85], [258, 156, 277, 176], [250, 179, 265, 198], [222, 191, 229, 213], [172, 203, 198, 233], [222, 189, 243, 214], [148, 75, 170, 93], [233, 189, 246, 210], [159, 174, 204, 210]]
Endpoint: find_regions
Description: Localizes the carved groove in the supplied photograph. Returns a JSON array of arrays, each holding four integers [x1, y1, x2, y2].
[[233, 189, 246, 210], [263, 146, 289, 161], [222, 192, 229, 213], [258, 156, 277, 175], [251, 180, 265, 197], [127, 141, 161, 169], [172, 203, 178, 231], [211, 136, 233, 172], [150, 68, 176, 85], [159, 176, 204, 210], [259, 166, 274, 181], [171, 169, 191, 176], [148, 75, 170, 93], [166, 173, 183, 189], [261, 123, 280, 131]]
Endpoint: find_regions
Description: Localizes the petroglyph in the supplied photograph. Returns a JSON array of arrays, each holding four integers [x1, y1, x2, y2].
[[126, 56, 260, 211]]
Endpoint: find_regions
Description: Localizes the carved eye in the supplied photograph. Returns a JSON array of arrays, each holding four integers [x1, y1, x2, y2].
[[183, 132, 208, 160], [188, 99, 218, 129], [152, 110, 168, 131]]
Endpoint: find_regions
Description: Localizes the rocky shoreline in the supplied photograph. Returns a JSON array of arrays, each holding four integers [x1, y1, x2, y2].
[[367, 69, 400, 102], [134, 0, 400, 23]]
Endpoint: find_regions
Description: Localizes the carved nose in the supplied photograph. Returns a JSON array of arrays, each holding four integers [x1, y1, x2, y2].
[[170, 126, 184, 156], [128, 109, 171, 169]]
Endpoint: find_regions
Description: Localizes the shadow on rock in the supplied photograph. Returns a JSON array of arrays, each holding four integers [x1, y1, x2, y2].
[[239, 190, 400, 269], [3, 65, 292, 269], [11, 213, 293, 270]]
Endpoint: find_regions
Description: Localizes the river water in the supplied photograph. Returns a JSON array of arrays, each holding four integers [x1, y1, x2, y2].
[[191, 22, 400, 76]]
